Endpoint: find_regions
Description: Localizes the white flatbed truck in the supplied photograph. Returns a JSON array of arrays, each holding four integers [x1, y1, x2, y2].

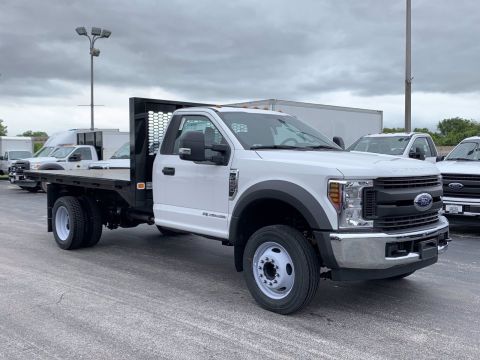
[[27, 98, 449, 314]]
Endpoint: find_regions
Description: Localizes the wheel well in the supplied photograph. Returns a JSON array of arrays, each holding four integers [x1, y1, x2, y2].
[[233, 198, 314, 271]]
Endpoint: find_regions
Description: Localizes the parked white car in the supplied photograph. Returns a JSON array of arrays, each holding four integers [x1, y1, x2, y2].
[[348, 132, 439, 163]]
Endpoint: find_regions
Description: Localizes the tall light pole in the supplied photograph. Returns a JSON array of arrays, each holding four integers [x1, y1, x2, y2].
[[405, 0, 412, 133], [75, 26, 111, 130]]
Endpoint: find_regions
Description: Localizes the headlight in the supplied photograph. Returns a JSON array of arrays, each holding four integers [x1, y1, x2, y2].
[[328, 179, 374, 229], [30, 163, 41, 170]]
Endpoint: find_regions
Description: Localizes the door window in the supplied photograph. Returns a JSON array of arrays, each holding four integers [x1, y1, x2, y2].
[[411, 137, 433, 158], [71, 147, 93, 160], [173, 116, 226, 158]]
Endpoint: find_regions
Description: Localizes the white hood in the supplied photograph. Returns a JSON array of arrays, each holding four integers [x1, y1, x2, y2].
[[436, 160, 480, 175], [255, 150, 439, 178], [19, 157, 58, 164]]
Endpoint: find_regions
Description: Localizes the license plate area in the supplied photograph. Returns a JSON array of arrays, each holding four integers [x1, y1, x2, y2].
[[445, 204, 463, 214]]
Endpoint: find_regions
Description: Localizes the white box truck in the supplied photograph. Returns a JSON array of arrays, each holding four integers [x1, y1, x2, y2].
[[0, 136, 33, 175], [229, 99, 383, 147]]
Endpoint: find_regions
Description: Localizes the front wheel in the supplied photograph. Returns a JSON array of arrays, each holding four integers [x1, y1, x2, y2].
[[243, 225, 320, 314]]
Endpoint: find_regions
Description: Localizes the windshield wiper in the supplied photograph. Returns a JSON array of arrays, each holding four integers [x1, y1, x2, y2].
[[303, 145, 340, 151], [250, 145, 306, 150], [447, 157, 476, 161]]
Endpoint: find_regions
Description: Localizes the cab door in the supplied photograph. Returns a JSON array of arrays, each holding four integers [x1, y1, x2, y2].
[[153, 113, 232, 238]]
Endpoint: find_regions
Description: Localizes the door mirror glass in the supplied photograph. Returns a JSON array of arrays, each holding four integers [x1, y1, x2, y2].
[[68, 153, 82, 162], [333, 136, 345, 150], [0, 156, 3, 161], [179, 131, 206, 162], [409, 147, 425, 160]]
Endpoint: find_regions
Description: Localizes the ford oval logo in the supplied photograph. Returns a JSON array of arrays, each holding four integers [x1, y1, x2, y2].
[[414, 193, 433, 211], [448, 182, 464, 191]]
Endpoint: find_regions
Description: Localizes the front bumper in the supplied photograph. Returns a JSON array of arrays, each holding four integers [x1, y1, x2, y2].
[[8, 172, 38, 187], [441, 196, 480, 217], [326, 216, 449, 277]]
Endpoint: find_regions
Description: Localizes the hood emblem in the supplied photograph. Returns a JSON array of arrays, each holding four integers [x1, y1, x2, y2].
[[414, 193, 433, 212], [448, 182, 464, 191]]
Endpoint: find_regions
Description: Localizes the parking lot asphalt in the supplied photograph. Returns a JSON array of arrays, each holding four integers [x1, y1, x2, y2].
[[0, 180, 479, 360]]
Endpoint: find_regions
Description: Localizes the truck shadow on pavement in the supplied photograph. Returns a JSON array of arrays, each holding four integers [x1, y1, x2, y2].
[[72, 225, 441, 318]]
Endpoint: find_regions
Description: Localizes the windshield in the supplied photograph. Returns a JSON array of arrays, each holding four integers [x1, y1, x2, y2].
[[50, 147, 75, 159], [110, 142, 130, 159], [348, 136, 411, 155], [445, 142, 480, 161], [34, 146, 55, 157], [8, 151, 32, 160], [220, 112, 340, 150]]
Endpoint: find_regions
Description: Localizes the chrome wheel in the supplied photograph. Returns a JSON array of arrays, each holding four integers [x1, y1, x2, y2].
[[55, 206, 70, 241], [252, 241, 295, 300]]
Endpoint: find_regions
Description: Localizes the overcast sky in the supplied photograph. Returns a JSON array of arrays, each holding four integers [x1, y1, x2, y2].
[[1, 0, 479, 136]]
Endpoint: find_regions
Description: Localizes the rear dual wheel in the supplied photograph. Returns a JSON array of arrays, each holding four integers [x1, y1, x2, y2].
[[52, 196, 102, 250]]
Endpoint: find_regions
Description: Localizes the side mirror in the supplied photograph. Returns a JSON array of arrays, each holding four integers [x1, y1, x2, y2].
[[179, 131, 206, 162], [68, 153, 82, 162], [436, 155, 445, 162], [333, 136, 345, 150], [409, 147, 425, 161], [0, 156, 3, 161]]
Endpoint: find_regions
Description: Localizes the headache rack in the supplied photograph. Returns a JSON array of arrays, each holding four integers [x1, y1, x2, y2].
[[129, 98, 211, 211]]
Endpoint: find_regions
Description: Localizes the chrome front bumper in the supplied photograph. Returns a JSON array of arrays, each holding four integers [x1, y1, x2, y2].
[[442, 196, 480, 216], [329, 216, 449, 270]]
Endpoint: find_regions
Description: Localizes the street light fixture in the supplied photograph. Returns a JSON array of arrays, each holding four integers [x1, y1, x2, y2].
[[76, 26, 112, 130]]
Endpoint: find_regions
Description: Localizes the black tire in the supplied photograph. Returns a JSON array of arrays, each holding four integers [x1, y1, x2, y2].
[[52, 196, 86, 250], [156, 225, 185, 236], [385, 271, 415, 280], [41, 182, 48, 193], [243, 225, 320, 315], [79, 196, 103, 248]]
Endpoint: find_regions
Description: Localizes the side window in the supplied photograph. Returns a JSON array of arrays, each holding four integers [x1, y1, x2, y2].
[[411, 137, 432, 157], [71, 147, 93, 161], [173, 116, 225, 156]]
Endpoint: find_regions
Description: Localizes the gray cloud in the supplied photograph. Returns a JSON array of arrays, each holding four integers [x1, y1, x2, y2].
[[1, 0, 480, 102]]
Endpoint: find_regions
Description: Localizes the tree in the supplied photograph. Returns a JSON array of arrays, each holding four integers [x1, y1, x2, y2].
[[436, 117, 480, 145], [18, 130, 48, 138], [0, 119, 7, 136], [382, 127, 405, 133]]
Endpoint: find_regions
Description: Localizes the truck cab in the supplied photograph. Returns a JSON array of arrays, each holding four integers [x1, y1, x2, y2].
[[437, 136, 480, 223], [348, 132, 439, 163], [28, 98, 450, 314], [0, 150, 32, 175], [11, 145, 98, 191]]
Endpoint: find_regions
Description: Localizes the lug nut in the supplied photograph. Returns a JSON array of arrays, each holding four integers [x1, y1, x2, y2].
[[260, 260, 264, 264], [276, 266, 279, 269], [264, 280, 267, 283], [274, 280, 277, 284], [271, 259, 275, 263], [259, 274, 263, 277], [269, 282, 272, 286], [265, 257, 269, 261], [276, 274, 280, 277]]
